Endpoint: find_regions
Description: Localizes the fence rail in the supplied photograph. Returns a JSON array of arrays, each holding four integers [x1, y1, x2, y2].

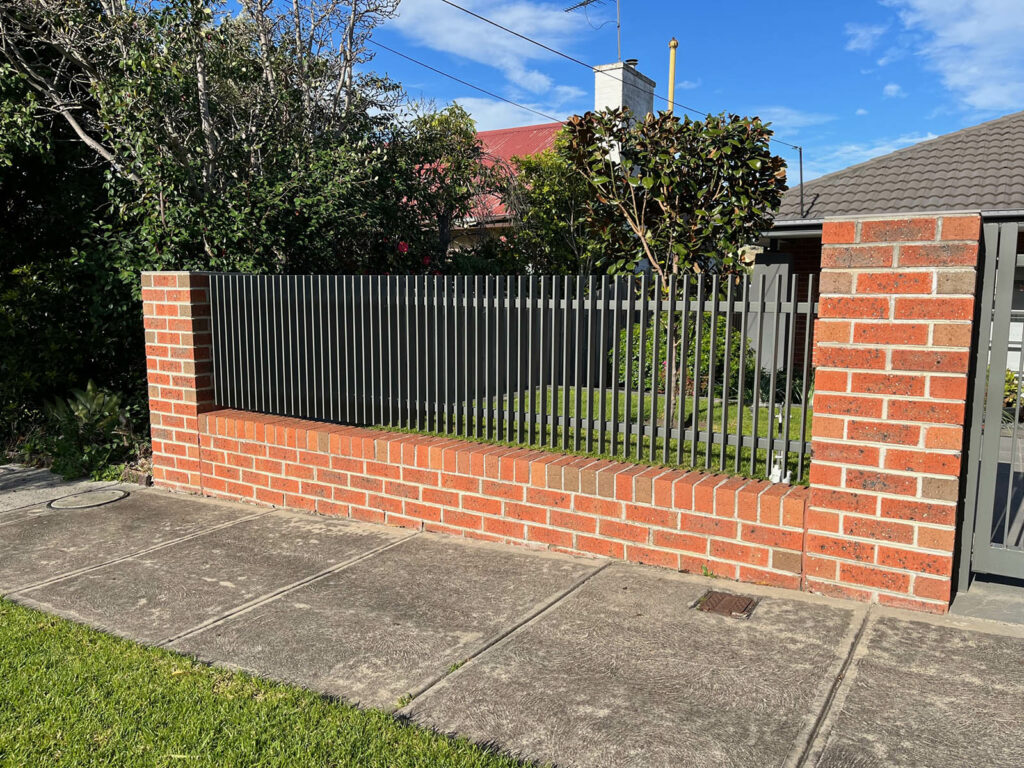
[[210, 272, 818, 481]]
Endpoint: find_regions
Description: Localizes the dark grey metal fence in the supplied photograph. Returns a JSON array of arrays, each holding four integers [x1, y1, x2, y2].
[[209, 272, 817, 481]]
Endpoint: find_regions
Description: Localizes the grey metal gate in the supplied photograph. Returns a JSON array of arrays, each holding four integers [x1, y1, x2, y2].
[[961, 219, 1024, 585]]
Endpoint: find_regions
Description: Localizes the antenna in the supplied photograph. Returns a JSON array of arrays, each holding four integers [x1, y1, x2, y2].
[[566, 0, 620, 62]]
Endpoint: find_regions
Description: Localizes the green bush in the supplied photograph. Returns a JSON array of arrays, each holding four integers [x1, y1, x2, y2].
[[1005, 369, 1021, 409], [613, 313, 814, 406], [35, 381, 140, 480], [614, 313, 757, 398]]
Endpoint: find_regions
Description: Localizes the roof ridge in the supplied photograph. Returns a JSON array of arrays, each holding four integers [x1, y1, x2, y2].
[[791, 108, 1024, 191], [475, 121, 565, 137]]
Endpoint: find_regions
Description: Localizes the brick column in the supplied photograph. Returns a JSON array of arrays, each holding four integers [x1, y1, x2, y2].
[[807, 214, 980, 613], [141, 271, 214, 493]]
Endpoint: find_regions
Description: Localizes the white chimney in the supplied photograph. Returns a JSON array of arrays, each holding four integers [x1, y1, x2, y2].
[[594, 58, 655, 117]]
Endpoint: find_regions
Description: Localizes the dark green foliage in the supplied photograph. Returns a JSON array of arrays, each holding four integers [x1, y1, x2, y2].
[[504, 140, 602, 275], [561, 108, 787, 277], [28, 382, 142, 480], [614, 314, 756, 398], [0, 4, 491, 453]]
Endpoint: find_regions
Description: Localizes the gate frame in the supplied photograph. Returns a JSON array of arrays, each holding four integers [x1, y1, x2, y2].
[[958, 216, 1024, 592]]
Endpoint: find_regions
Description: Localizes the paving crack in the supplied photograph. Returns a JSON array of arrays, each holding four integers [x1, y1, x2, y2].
[[157, 531, 422, 647], [792, 605, 873, 768], [5, 509, 274, 596], [396, 560, 612, 711]]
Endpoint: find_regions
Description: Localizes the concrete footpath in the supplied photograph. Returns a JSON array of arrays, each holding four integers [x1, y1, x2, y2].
[[1, 463, 1022, 768]]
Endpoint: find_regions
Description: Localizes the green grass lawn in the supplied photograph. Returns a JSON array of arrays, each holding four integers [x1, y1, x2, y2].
[[0, 599, 530, 768], [427, 385, 811, 482]]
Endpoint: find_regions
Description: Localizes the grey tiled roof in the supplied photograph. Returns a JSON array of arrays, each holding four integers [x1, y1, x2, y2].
[[774, 109, 1024, 223]]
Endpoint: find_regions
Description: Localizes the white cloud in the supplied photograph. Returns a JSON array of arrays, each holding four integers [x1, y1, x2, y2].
[[753, 106, 835, 133], [886, 0, 1024, 111], [390, 0, 587, 94], [804, 132, 937, 179], [883, 82, 905, 97], [845, 22, 888, 51], [676, 79, 701, 90], [855, 108, 869, 115], [453, 96, 567, 131], [550, 84, 586, 106], [875, 45, 907, 66]]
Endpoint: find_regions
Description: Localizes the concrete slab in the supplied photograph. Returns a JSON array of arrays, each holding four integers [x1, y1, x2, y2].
[[811, 612, 1024, 768], [404, 564, 862, 768], [172, 533, 599, 710], [0, 464, 119, 518], [19, 510, 409, 644], [0, 489, 257, 593], [951, 577, 1024, 626]]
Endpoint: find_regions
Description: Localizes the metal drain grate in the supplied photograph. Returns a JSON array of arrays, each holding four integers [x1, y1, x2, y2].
[[49, 489, 129, 510], [695, 590, 758, 619]]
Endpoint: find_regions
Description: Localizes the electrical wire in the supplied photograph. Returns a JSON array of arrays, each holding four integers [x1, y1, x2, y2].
[[435, 0, 803, 152], [368, 40, 562, 123]]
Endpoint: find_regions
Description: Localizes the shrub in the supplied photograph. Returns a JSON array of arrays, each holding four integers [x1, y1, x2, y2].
[[1005, 369, 1021, 409], [614, 313, 757, 399], [36, 381, 141, 480]]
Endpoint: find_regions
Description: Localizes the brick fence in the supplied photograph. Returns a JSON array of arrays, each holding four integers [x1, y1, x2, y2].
[[141, 213, 981, 614], [807, 214, 980, 612]]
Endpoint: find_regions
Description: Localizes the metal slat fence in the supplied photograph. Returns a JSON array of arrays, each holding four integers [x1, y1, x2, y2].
[[210, 273, 818, 481]]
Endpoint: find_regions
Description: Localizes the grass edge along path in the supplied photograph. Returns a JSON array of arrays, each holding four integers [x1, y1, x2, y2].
[[0, 599, 535, 768]]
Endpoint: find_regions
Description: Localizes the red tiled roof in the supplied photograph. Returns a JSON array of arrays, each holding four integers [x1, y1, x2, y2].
[[470, 121, 564, 222]]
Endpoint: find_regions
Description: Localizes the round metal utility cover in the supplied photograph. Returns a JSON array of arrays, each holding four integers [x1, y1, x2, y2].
[[49, 489, 129, 509]]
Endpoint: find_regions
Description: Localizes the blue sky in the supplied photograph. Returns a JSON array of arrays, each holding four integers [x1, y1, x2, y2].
[[372, 0, 1024, 180]]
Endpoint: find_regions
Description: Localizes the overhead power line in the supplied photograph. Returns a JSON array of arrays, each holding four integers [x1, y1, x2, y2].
[[368, 40, 561, 123], [435, 0, 803, 153]]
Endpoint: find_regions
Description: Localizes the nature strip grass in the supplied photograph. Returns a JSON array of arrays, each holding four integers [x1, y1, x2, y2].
[[0, 599, 534, 768]]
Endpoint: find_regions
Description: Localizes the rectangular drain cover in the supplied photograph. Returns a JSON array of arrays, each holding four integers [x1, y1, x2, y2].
[[695, 590, 758, 619]]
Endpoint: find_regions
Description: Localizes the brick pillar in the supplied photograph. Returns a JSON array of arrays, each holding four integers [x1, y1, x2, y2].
[[141, 271, 214, 493], [807, 215, 980, 613]]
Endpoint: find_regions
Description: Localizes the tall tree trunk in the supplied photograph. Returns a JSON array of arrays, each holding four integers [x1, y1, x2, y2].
[[195, 38, 218, 194]]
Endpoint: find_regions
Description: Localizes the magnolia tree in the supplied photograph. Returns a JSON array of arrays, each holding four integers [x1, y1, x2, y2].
[[560, 107, 789, 418], [561, 107, 787, 278]]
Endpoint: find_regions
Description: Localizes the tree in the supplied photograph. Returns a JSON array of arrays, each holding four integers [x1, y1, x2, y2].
[[504, 138, 601, 276], [0, 66, 136, 447], [0, 0, 491, 448], [561, 107, 787, 277], [0, 0, 411, 270], [407, 103, 500, 255]]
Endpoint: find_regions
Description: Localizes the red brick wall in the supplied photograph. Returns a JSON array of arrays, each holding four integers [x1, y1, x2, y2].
[[197, 409, 809, 588], [142, 271, 215, 493], [808, 215, 980, 613]]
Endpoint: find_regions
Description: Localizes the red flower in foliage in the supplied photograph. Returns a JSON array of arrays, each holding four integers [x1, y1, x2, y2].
[[397, 241, 409, 254], [422, 255, 431, 266]]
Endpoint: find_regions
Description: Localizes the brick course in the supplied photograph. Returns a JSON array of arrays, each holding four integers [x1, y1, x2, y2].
[[193, 409, 808, 590], [808, 214, 980, 613], [142, 271, 215, 493]]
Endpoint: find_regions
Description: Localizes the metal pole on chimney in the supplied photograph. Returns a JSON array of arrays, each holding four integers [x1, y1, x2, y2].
[[667, 38, 678, 114], [615, 0, 621, 61]]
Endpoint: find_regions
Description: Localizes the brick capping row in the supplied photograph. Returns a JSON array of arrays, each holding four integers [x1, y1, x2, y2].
[[196, 408, 809, 591]]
